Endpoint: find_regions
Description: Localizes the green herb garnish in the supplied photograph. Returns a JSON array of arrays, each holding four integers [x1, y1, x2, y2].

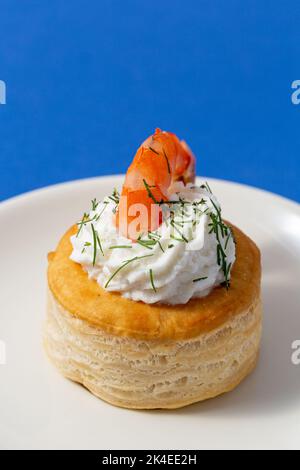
[[162, 148, 171, 174], [91, 198, 99, 211], [136, 236, 158, 250], [91, 223, 98, 265], [97, 201, 109, 220], [149, 269, 157, 292], [170, 234, 185, 243], [148, 146, 160, 155], [147, 232, 164, 252], [81, 241, 91, 254], [200, 181, 212, 194], [143, 179, 159, 204], [96, 234, 104, 255], [224, 231, 232, 250], [208, 204, 232, 289], [76, 212, 101, 236], [91, 223, 104, 265], [109, 245, 132, 250], [193, 276, 208, 283], [108, 188, 120, 205], [170, 219, 189, 243], [105, 254, 154, 289], [76, 212, 89, 237]]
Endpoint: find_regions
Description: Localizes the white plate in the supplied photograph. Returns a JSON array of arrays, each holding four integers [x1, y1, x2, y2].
[[0, 176, 300, 450]]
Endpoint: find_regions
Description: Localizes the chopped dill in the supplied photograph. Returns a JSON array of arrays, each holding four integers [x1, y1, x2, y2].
[[148, 146, 160, 155], [148, 231, 160, 240], [147, 232, 165, 252], [224, 231, 232, 250], [108, 188, 120, 206], [200, 182, 212, 194], [109, 245, 132, 249], [193, 276, 208, 283], [81, 241, 91, 254], [170, 219, 189, 243], [76, 212, 89, 237], [157, 240, 165, 253], [149, 269, 157, 292], [208, 205, 232, 289], [143, 179, 159, 204], [91, 223, 98, 266], [91, 198, 99, 211], [91, 223, 104, 265], [170, 234, 186, 243], [108, 195, 119, 204], [96, 233, 104, 256], [162, 148, 171, 174], [136, 238, 156, 250], [105, 254, 154, 289], [97, 200, 109, 219], [76, 213, 100, 237]]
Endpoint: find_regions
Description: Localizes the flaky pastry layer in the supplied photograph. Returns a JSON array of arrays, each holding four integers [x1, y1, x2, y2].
[[45, 289, 262, 409]]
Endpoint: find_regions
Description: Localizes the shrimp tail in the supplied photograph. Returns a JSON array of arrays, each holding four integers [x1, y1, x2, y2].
[[116, 129, 196, 238]]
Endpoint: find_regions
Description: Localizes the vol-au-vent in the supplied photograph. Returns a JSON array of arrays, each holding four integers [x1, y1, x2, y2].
[[45, 128, 262, 409]]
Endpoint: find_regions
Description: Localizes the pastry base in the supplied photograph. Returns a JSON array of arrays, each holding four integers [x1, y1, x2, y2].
[[44, 289, 262, 409]]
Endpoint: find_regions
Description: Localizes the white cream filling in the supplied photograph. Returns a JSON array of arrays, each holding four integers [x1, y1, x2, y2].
[[70, 183, 236, 305]]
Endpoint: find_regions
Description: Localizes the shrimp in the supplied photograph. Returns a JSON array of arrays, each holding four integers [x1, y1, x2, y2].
[[116, 128, 195, 238]]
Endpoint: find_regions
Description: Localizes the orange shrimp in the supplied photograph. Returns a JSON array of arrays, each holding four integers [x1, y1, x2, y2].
[[116, 128, 195, 238]]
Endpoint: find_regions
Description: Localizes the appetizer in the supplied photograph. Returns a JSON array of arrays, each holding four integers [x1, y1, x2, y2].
[[45, 129, 262, 409]]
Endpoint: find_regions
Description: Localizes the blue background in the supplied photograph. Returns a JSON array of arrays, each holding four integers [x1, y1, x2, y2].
[[0, 0, 299, 202]]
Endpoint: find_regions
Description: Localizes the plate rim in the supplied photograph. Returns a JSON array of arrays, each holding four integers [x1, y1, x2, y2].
[[1, 175, 299, 215]]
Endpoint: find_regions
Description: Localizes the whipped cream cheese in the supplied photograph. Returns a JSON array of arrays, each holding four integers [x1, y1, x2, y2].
[[70, 183, 236, 305]]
